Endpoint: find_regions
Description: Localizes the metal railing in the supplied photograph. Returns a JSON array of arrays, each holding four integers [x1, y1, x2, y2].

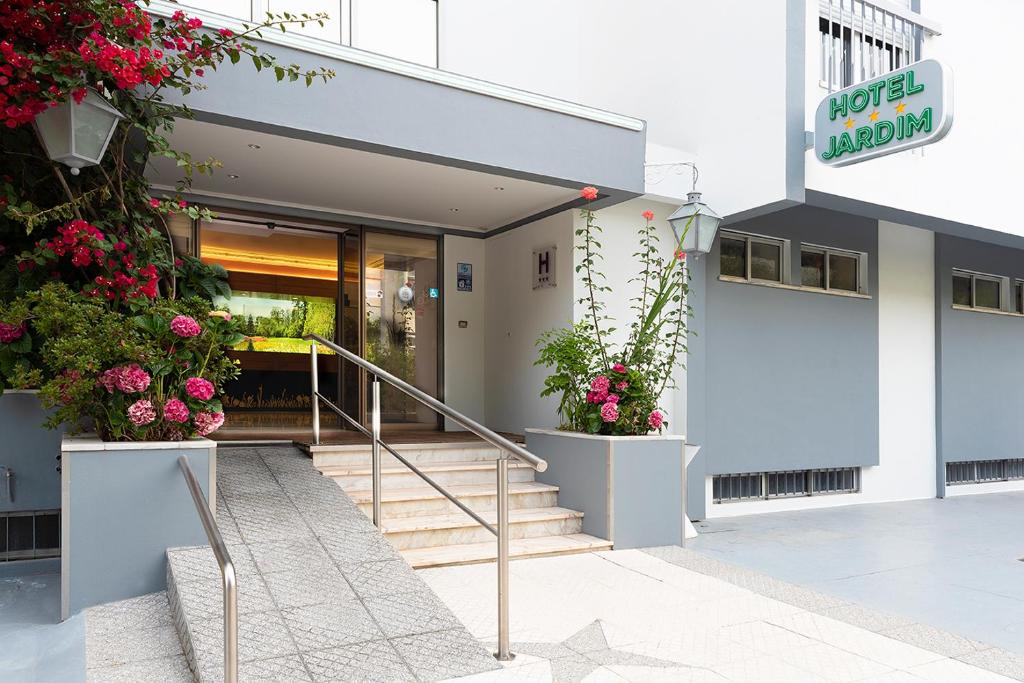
[[304, 333, 547, 661], [178, 455, 238, 683]]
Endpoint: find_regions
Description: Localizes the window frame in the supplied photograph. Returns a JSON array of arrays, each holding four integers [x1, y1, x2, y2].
[[719, 230, 790, 285], [952, 269, 1012, 313], [799, 243, 865, 295]]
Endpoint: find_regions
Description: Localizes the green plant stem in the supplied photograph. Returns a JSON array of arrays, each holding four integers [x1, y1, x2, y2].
[[582, 209, 609, 371]]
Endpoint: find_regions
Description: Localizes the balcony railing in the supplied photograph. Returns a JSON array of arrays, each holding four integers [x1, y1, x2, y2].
[[819, 0, 942, 91]]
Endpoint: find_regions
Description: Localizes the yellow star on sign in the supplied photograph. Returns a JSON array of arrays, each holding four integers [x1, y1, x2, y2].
[[869, 110, 880, 122], [895, 101, 907, 114], [845, 117, 856, 129]]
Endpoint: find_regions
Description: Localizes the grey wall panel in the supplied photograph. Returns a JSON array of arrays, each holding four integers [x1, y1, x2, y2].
[[530, 432, 611, 541], [936, 234, 1024, 469], [0, 392, 62, 513], [692, 205, 879, 478], [162, 40, 646, 197]]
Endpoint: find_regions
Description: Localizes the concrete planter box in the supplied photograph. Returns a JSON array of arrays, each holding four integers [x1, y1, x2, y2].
[[60, 435, 216, 619], [0, 391, 63, 514], [526, 428, 698, 549]]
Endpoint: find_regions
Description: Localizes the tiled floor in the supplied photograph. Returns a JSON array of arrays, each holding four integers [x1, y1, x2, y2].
[[165, 445, 500, 682], [689, 493, 1024, 658], [420, 547, 1017, 682]]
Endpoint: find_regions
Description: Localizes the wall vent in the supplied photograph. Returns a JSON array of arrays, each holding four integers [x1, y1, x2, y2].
[[946, 459, 1024, 486], [0, 510, 60, 562], [714, 468, 860, 503]]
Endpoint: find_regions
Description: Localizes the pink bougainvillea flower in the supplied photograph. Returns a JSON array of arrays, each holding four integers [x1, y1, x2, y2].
[[170, 315, 202, 337], [0, 321, 24, 343], [128, 399, 157, 426], [642, 210, 655, 221], [194, 411, 225, 436], [600, 401, 619, 423], [612, 363, 626, 373], [163, 398, 190, 423], [648, 410, 664, 430], [185, 377, 215, 401], [580, 186, 599, 201], [590, 375, 610, 393], [615, 381, 629, 391]]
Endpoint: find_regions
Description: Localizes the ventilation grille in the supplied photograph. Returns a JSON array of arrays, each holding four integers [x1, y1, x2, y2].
[[946, 459, 1024, 486], [0, 510, 60, 562], [714, 468, 860, 503]]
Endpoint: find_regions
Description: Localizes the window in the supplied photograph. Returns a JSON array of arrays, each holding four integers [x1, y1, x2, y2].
[[947, 459, 1024, 486], [952, 270, 1010, 312], [819, 0, 928, 90], [1016, 281, 1024, 314], [713, 468, 860, 503], [719, 231, 788, 284], [800, 245, 864, 294]]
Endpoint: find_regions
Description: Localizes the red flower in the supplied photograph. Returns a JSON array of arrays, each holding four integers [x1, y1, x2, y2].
[[149, 198, 161, 208], [177, 200, 188, 209], [642, 210, 655, 221], [218, 28, 234, 38], [674, 249, 686, 261], [114, 241, 127, 252], [580, 186, 599, 201]]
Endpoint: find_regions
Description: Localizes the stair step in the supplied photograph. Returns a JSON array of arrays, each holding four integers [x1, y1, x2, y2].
[[307, 441, 505, 468], [321, 460, 536, 490], [349, 481, 559, 518], [403, 534, 614, 569], [382, 506, 584, 550]]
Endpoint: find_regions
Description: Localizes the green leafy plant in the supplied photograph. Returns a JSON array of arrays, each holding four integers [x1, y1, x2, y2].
[[535, 188, 693, 436]]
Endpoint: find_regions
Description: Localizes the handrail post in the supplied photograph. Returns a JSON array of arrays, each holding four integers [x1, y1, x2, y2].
[[496, 457, 513, 661], [223, 562, 238, 683], [371, 375, 382, 528], [310, 343, 320, 445]]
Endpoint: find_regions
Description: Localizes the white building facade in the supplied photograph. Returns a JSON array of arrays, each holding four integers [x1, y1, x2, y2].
[[144, 0, 1023, 521]]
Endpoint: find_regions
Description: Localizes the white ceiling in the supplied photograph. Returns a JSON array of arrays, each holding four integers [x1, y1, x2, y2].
[[147, 119, 578, 231]]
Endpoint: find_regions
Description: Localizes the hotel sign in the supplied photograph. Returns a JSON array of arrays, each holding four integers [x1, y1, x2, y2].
[[815, 59, 953, 167]]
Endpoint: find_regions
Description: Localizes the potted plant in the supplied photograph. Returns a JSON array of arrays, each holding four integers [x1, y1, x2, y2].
[[0, 0, 333, 615], [529, 187, 693, 549]]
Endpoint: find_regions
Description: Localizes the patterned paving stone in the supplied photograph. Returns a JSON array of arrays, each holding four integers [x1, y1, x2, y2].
[[200, 654, 313, 683], [958, 647, 1024, 682], [232, 506, 312, 544], [85, 592, 173, 634], [167, 544, 258, 586], [301, 640, 417, 682], [390, 627, 501, 682], [176, 570, 275, 619], [321, 528, 402, 565], [86, 655, 192, 683], [86, 623, 184, 669], [362, 589, 462, 638], [342, 559, 425, 598], [247, 537, 335, 576], [188, 609, 297, 665], [881, 623, 994, 659], [262, 566, 357, 609], [282, 601, 383, 651]]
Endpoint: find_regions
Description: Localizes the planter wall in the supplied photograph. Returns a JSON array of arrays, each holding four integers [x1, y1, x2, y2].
[[60, 436, 215, 619], [527, 428, 690, 549], [0, 391, 63, 514]]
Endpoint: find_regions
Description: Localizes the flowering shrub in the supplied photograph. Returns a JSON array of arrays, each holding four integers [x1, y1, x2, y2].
[[535, 188, 694, 436], [4, 283, 242, 441]]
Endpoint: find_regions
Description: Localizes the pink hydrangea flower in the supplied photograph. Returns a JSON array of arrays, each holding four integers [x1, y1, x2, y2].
[[612, 363, 626, 373], [194, 411, 225, 436], [590, 375, 610, 393], [98, 368, 119, 393], [165, 427, 184, 442], [600, 401, 619, 423], [615, 381, 629, 391], [0, 321, 23, 343], [648, 410, 664, 430], [606, 394, 620, 404], [163, 398, 190, 423], [127, 399, 157, 426], [185, 377, 215, 401], [170, 315, 201, 338], [115, 364, 151, 393]]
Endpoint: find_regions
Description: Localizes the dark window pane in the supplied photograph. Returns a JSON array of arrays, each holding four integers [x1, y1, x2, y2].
[[975, 278, 1001, 309], [1017, 283, 1023, 314], [829, 253, 858, 292], [801, 250, 825, 288], [750, 241, 782, 282], [952, 274, 971, 306], [7, 515, 33, 552], [720, 237, 746, 278], [34, 513, 59, 551]]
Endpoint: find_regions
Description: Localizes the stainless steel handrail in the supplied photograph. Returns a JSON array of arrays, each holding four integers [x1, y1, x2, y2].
[[178, 455, 238, 683], [304, 334, 546, 473], [305, 334, 548, 661]]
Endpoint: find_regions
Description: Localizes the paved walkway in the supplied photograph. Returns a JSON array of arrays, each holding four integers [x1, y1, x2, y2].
[[420, 547, 1016, 682], [0, 569, 85, 682], [690, 493, 1024, 664]]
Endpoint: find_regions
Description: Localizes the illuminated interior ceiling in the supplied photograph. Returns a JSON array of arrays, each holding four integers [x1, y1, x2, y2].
[[147, 119, 579, 232], [200, 220, 338, 280]]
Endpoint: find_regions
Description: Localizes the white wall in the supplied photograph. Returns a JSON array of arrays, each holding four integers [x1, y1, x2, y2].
[[571, 198, 687, 434], [443, 236, 486, 429], [707, 220, 937, 518], [803, 0, 1024, 238], [484, 212, 575, 433]]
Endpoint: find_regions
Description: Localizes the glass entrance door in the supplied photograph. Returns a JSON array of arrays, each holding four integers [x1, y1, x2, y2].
[[363, 232, 440, 427]]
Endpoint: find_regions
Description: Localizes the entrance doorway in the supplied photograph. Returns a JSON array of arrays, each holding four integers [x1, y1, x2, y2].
[[197, 215, 441, 437]]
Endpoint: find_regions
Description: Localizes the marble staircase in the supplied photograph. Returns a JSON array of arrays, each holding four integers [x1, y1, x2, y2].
[[307, 441, 612, 568]]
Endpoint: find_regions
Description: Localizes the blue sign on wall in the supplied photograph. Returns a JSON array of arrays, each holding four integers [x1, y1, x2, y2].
[[457, 262, 473, 292], [428, 287, 440, 299]]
